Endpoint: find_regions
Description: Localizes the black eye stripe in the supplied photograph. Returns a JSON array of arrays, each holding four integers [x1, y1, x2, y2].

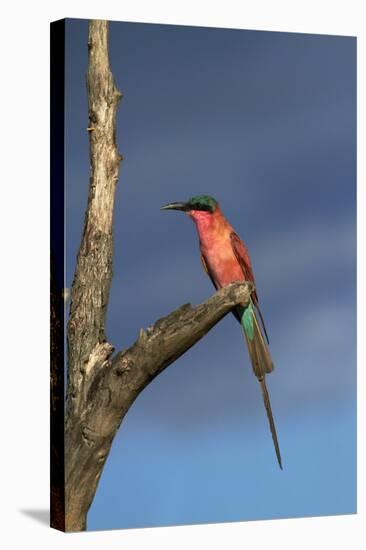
[[189, 202, 213, 212]]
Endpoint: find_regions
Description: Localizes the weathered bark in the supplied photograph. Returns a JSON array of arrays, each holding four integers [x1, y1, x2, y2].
[[64, 20, 253, 532], [67, 20, 122, 411]]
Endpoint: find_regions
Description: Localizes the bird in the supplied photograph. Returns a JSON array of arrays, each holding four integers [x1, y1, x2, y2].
[[161, 194, 282, 469]]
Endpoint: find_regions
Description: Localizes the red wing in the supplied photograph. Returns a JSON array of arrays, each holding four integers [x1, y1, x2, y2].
[[200, 253, 218, 290], [230, 232, 258, 301], [230, 232, 270, 344]]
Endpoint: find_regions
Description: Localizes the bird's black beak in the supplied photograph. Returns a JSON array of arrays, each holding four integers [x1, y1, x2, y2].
[[160, 202, 189, 212]]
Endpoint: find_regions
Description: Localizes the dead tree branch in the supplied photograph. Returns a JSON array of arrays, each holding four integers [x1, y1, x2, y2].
[[66, 281, 251, 531]]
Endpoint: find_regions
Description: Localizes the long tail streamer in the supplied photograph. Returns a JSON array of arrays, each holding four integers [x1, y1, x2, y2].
[[259, 376, 282, 470], [241, 302, 283, 470]]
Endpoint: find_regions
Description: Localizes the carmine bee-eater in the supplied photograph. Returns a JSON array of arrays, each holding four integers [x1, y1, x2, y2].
[[161, 194, 282, 469]]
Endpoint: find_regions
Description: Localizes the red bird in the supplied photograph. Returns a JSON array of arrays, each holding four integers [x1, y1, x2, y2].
[[162, 195, 282, 469]]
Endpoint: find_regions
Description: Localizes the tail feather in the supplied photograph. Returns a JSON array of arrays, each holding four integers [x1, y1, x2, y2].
[[243, 306, 274, 376], [252, 308, 274, 374], [242, 308, 282, 470], [259, 377, 283, 470]]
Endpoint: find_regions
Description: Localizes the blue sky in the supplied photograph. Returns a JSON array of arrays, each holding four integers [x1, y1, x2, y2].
[[65, 19, 356, 530]]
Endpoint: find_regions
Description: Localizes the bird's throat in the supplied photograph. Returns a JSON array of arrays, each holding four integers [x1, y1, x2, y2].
[[189, 207, 230, 243]]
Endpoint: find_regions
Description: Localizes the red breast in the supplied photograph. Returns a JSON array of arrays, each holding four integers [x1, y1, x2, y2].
[[188, 207, 245, 288]]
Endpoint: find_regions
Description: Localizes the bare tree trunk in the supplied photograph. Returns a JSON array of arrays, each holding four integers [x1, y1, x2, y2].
[[63, 20, 252, 532], [65, 19, 122, 532]]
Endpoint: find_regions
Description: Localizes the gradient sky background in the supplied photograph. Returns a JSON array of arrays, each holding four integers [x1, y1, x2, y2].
[[65, 19, 356, 531]]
